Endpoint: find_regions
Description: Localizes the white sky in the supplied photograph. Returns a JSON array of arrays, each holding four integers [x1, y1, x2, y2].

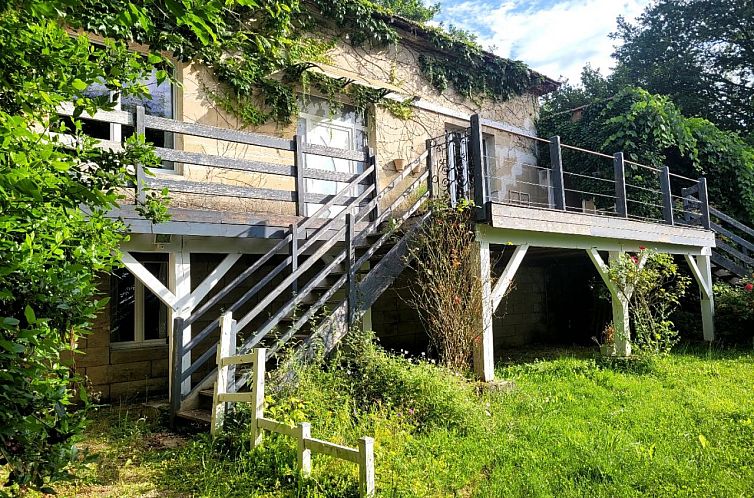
[[435, 0, 652, 84]]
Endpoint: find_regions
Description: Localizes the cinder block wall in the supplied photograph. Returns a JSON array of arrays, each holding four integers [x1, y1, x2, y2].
[[370, 270, 428, 354], [493, 265, 548, 351]]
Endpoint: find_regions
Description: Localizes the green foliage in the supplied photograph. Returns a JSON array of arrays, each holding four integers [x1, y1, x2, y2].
[[374, 0, 439, 22], [611, 0, 754, 137], [29, 346, 754, 497], [713, 277, 754, 345], [606, 250, 691, 356], [0, 4, 169, 492], [540, 84, 754, 224]]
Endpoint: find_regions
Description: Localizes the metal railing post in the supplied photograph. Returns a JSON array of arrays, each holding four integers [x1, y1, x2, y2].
[[613, 152, 628, 217], [660, 166, 674, 225], [698, 177, 711, 229], [549, 136, 566, 210]]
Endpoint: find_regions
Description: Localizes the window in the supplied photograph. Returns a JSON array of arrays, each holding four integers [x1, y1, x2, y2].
[[110, 253, 169, 347], [297, 97, 369, 217], [74, 62, 175, 168]]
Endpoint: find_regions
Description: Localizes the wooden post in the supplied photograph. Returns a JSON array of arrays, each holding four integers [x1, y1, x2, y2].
[[297, 422, 312, 477], [250, 347, 266, 447], [684, 254, 715, 342], [660, 166, 674, 225], [135, 105, 146, 204], [346, 212, 355, 325], [587, 249, 632, 357], [426, 138, 435, 198], [614, 152, 628, 218], [367, 147, 379, 221], [469, 114, 487, 219], [169, 316, 184, 423], [290, 222, 298, 295], [473, 241, 494, 381], [294, 134, 306, 216], [549, 136, 566, 210], [211, 312, 234, 435], [698, 177, 711, 229], [358, 437, 376, 497]]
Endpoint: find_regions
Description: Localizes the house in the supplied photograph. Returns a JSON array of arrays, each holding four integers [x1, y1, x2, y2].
[[62, 9, 736, 423]]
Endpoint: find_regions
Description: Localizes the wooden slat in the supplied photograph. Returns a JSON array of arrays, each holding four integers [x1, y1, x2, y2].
[[304, 167, 365, 183], [217, 392, 256, 403], [155, 147, 294, 176], [144, 115, 295, 150], [716, 240, 754, 267], [711, 252, 749, 277], [305, 437, 360, 463], [57, 102, 134, 126], [711, 223, 754, 253], [146, 177, 295, 202], [258, 417, 298, 437], [301, 143, 367, 162], [219, 353, 257, 367], [710, 207, 754, 238]]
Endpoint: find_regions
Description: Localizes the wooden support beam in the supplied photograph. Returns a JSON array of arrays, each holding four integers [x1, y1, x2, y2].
[[294, 135, 306, 216], [549, 136, 566, 210], [684, 254, 715, 341], [586, 249, 631, 356], [170, 248, 192, 395], [250, 347, 266, 447], [469, 114, 487, 219], [490, 244, 529, 311], [473, 241, 495, 381], [175, 253, 241, 313], [211, 312, 234, 435], [121, 251, 177, 310]]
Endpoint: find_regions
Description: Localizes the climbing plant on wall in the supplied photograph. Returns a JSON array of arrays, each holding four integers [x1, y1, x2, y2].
[[58, 0, 544, 127]]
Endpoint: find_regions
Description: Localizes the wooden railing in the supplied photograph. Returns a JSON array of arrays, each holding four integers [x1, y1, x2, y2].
[[57, 103, 377, 217], [708, 207, 754, 277], [172, 145, 430, 416], [210, 315, 375, 497]]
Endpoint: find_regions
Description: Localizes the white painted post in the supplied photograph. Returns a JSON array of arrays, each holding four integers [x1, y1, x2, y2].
[[473, 241, 495, 381], [608, 251, 632, 357], [358, 437, 375, 497], [211, 312, 234, 435], [250, 347, 266, 447], [169, 248, 192, 395], [297, 422, 312, 477], [490, 244, 529, 311], [685, 253, 715, 341]]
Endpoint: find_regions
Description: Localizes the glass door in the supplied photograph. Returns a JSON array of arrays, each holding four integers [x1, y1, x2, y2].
[[298, 97, 368, 217]]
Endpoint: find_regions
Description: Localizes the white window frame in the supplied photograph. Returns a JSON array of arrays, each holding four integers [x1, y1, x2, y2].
[[110, 259, 169, 350]]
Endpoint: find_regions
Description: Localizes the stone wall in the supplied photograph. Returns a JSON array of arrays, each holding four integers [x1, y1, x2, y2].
[[73, 279, 169, 402]]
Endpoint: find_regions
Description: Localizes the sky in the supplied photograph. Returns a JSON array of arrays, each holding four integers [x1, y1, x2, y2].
[[433, 0, 652, 84]]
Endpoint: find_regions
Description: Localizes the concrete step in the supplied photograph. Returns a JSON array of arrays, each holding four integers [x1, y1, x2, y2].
[[176, 408, 210, 424]]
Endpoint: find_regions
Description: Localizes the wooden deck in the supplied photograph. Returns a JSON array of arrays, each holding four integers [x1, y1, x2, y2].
[[482, 203, 715, 254]]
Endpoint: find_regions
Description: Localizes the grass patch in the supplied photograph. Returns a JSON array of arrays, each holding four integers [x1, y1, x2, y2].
[[13, 339, 754, 497]]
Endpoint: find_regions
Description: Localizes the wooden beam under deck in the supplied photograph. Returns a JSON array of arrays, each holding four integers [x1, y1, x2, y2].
[[483, 203, 715, 254]]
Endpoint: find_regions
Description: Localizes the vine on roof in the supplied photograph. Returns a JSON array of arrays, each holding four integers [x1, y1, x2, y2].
[[64, 0, 543, 126]]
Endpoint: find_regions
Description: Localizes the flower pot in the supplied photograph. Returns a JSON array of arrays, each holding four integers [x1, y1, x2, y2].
[[393, 158, 406, 172]]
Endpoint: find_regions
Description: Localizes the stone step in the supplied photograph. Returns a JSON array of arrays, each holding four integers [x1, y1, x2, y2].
[[176, 408, 210, 424]]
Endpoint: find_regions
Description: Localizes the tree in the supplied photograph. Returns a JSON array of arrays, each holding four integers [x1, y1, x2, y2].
[[0, 1, 190, 491], [611, 0, 754, 138], [540, 83, 754, 225], [376, 0, 440, 22]]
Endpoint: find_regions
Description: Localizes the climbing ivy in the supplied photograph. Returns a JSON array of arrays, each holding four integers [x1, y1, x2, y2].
[[60, 0, 543, 127]]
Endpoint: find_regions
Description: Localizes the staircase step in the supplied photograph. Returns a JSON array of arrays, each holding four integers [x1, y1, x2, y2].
[[177, 408, 211, 424]]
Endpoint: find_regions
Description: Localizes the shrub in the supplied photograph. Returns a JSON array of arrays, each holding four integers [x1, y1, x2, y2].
[[713, 277, 754, 344], [405, 199, 485, 371], [607, 250, 691, 355]]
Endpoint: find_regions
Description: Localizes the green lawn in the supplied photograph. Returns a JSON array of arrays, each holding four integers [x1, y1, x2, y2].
[[35, 343, 754, 497]]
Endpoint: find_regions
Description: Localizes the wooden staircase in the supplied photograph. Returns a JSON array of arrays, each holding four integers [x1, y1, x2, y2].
[[708, 207, 754, 281], [171, 149, 432, 423]]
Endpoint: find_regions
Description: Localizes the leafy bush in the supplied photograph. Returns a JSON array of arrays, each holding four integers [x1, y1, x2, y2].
[[713, 278, 754, 345], [606, 250, 690, 355]]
